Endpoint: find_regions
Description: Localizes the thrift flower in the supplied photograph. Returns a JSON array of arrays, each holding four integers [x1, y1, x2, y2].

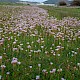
[[36, 75, 40, 80]]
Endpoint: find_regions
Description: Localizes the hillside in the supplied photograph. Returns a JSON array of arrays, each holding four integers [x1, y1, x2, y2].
[[43, 0, 72, 4], [0, 0, 19, 2], [44, 0, 58, 4]]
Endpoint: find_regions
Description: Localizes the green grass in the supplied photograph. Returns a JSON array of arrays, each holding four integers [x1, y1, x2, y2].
[[0, 2, 29, 6], [40, 6, 80, 19]]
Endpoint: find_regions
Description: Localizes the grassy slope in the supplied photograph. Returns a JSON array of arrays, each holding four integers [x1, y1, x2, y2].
[[39, 6, 80, 19], [0, 2, 29, 6]]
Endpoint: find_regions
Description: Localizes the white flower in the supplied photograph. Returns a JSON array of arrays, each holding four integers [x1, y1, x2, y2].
[[72, 51, 75, 53], [57, 54, 60, 56], [13, 42, 16, 44], [27, 42, 29, 44], [20, 48, 23, 50], [45, 51, 48, 54], [55, 49, 59, 51], [61, 78, 66, 80], [50, 70, 53, 74], [53, 53, 56, 56], [50, 62, 53, 65], [77, 63, 80, 66], [74, 52, 77, 55], [38, 50, 41, 52], [17, 62, 21, 65], [52, 44, 54, 46], [37, 39, 40, 43], [20, 44, 23, 46], [57, 68, 62, 72], [3, 53, 6, 55], [52, 69, 56, 73], [13, 48, 18, 51], [49, 47, 52, 49], [6, 72, 10, 75], [34, 30, 38, 35], [30, 50, 33, 52], [42, 69, 47, 73], [38, 64, 41, 67], [50, 68, 56, 74], [29, 66, 32, 69], [36, 75, 40, 80], [41, 46, 44, 49], [1, 65, 6, 69]]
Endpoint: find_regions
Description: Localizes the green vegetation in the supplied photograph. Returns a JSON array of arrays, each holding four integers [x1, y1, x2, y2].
[[71, 0, 80, 6], [40, 6, 80, 19], [0, 2, 29, 6], [58, 1, 67, 6], [43, 0, 57, 4]]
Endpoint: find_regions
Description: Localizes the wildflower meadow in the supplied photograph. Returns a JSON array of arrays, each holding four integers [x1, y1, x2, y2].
[[0, 5, 80, 80]]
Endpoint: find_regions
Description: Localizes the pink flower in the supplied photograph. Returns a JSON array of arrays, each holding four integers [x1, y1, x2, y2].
[[1, 65, 6, 69], [0, 56, 2, 60], [52, 69, 56, 73], [11, 57, 18, 64]]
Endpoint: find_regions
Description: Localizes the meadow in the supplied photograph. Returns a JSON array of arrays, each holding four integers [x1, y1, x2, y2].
[[40, 6, 80, 19], [0, 4, 80, 80]]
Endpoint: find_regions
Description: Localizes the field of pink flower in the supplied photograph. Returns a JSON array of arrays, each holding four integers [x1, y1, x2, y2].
[[0, 5, 80, 80]]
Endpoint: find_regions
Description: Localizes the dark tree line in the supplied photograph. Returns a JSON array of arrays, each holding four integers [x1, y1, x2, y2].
[[44, 0, 80, 6], [71, 0, 80, 6], [58, 0, 80, 6]]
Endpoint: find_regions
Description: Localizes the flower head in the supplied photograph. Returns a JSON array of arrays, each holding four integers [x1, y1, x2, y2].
[[36, 75, 40, 80], [0, 56, 2, 60], [11, 57, 18, 64], [1, 65, 6, 69]]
